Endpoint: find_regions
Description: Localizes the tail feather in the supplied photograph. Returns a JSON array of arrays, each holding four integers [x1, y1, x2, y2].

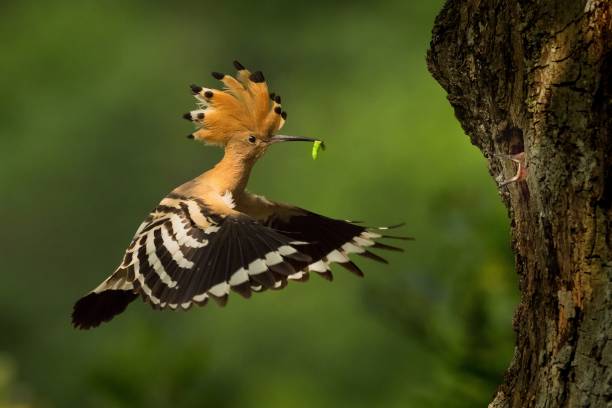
[[72, 290, 137, 330]]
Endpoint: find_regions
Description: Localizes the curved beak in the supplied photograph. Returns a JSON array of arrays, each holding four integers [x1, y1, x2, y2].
[[269, 134, 323, 144]]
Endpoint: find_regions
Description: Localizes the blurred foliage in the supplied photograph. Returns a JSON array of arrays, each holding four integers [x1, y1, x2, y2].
[[0, 356, 32, 408], [0, 0, 518, 407]]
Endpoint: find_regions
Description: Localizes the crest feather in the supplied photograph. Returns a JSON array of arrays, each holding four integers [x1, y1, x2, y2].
[[187, 61, 287, 144]]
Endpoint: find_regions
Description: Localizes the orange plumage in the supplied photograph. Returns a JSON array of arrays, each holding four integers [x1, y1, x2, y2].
[[187, 61, 285, 146]]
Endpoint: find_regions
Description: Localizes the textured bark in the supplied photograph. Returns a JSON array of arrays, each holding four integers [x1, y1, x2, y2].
[[427, 1, 611, 407]]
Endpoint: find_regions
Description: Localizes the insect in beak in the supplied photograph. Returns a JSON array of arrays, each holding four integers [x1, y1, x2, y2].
[[269, 135, 326, 160]]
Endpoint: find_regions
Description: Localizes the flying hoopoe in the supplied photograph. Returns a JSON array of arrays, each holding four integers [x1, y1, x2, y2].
[[72, 60, 408, 329]]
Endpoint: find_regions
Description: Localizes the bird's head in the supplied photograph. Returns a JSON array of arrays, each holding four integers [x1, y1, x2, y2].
[[184, 61, 320, 160]]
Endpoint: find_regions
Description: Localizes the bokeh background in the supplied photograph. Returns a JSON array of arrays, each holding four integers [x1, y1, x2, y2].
[[0, 1, 518, 407]]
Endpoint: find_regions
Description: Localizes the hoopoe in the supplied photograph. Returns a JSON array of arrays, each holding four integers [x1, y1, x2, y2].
[[72, 61, 409, 329], [497, 152, 528, 186]]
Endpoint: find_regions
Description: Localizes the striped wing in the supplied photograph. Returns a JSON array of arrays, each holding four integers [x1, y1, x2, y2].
[[239, 193, 409, 282], [72, 193, 309, 329]]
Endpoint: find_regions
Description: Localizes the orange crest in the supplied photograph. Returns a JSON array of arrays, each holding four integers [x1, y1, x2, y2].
[[184, 61, 287, 145]]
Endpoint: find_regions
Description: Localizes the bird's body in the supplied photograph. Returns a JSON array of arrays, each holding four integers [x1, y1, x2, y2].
[[72, 61, 407, 329]]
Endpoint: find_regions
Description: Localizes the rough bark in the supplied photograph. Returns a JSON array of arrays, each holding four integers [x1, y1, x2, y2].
[[427, 1, 611, 407]]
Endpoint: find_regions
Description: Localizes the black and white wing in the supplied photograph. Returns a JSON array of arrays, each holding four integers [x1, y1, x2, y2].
[[238, 193, 410, 282], [72, 193, 310, 329]]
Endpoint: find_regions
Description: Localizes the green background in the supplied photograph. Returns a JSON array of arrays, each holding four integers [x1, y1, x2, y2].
[[0, 1, 518, 407]]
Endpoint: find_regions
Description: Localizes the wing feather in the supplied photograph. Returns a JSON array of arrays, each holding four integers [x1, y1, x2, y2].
[[73, 190, 404, 329], [236, 192, 407, 279], [73, 193, 311, 328]]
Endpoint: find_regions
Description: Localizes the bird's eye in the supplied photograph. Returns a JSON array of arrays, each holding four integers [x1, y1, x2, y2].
[[248, 135, 257, 144]]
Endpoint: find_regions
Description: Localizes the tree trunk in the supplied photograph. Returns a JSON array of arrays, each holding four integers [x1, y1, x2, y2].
[[426, 1, 611, 407]]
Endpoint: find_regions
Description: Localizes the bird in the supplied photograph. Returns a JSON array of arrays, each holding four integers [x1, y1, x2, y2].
[[496, 152, 527, 186], [71, 60, 409, 329]]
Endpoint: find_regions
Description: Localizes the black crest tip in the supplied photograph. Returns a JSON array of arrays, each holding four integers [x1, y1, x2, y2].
[[269, 92, 276, 100], [233, 60, 245, 70], [274, 106, 282, 114], [281, 111, 287, 120], [182, 112, 192, 121], [249, 71, 265, 83], [274, 95, 281, 104], [204, 90, 214, 98], [187, 133, 194, 139], [190, 84, 203, 94], [197, 112, 205, 120], [211, 71, 225, 80]]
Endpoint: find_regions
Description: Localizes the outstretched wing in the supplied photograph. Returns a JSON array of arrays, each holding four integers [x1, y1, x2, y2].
[[72, 193, 310, 329], [236, 193, 410, 281]]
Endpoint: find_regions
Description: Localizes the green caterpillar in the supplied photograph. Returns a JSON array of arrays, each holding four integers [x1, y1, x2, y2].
[[312, 140, 325, 160]]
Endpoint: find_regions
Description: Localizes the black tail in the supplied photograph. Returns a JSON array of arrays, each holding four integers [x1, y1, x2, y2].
[[72, 290, 137, 330]]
